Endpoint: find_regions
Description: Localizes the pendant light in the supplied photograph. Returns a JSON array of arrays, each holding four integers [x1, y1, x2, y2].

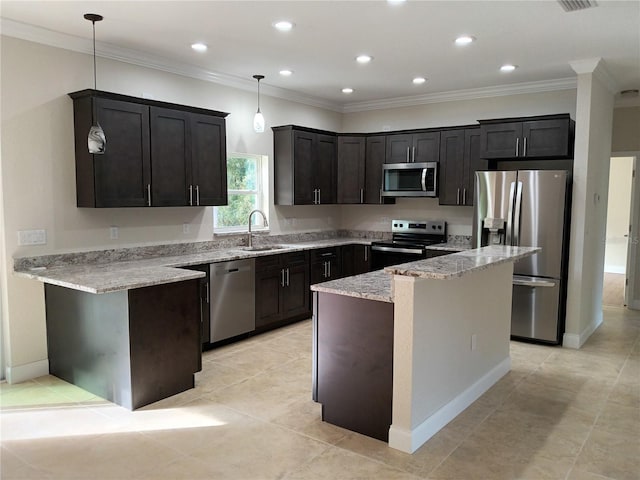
[[252, 75, 265, 133], [85, 13, 106, 154]]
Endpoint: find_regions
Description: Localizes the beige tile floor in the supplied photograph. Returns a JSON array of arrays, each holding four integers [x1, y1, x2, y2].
[[1, 306, 638, 480]]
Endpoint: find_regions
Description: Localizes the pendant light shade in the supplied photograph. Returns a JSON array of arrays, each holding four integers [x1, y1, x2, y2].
[[253, 75, 265, 133], [85, 13, 106, 154]]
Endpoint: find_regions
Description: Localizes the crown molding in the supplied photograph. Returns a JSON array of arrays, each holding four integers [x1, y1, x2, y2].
[[3, 18, 589, 115], [342, 78, 578, 113]]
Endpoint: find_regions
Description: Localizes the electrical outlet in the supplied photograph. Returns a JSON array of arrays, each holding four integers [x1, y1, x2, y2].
[[18, 229, 47, 246], [110, 226, 119, 240], [471, 334, 477, 351], [183, 223, 191, 234]]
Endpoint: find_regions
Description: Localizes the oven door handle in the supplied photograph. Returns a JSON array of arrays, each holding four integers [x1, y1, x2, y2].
[[371, 245, 425, 255]]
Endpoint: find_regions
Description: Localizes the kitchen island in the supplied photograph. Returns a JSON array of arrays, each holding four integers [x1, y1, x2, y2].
[[311, 245, 540, 454]]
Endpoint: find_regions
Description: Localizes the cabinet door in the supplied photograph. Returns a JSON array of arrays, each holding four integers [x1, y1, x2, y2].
[[337, 136, 366, 204], [191, 113, 227, 206], [315, 133, 337, 204], [93, 98, 151, 207], [385, 134, 413, 163], [438, 129, 465, 206], [150, 107, 191, 206], [255, 266, 283, 328], [281, 262, 310, 319], [293, 130, 315, 205], [365, 136, 390, 204], [413, 132, 441, 163], [480, 122, 522, 159], [352, 245, 371, 275], [463, 128, 484, 206], [522, 119, 571, 158]]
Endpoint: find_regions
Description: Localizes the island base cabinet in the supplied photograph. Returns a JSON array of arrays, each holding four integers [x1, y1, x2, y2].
[[45, 280, 201, 410], [314, 292, 394, 442]]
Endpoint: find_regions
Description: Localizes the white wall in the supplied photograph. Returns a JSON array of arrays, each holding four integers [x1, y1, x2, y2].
[[604, 157, 634, 273], [340, 90, 578, 234], [0, 36, 342, 381]]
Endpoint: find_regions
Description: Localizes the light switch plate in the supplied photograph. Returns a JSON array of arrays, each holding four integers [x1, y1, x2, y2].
[[18, 229, 47, 246]]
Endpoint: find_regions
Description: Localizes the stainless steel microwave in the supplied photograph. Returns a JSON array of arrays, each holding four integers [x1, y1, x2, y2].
[[381, 162, 438, 197]]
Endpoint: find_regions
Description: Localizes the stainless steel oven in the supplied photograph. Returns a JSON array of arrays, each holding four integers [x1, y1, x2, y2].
[[371, 219, 446, 270]]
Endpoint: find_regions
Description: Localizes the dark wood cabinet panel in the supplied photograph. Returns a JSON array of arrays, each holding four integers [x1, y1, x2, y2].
[[385, 131, 440, 164], [439, 127, 485, 206], [74, 96, 151, 207], [310, 247, 342, 285], [365, 135, 394, 204], [341, 244, 371, 277], [150, 107, 191, 206], [337, 136, 366, 204], [255, 251, 311, 330], [69, 89, 228, 208], [479, 114, 574, 160], [274, 126, 337, 205], [191, 114, 227, 206]]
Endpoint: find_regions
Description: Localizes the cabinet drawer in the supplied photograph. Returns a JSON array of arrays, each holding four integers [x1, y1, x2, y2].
[[255, 254, 282, 271], [310, 247, 340, 262], [282, 251, 309, 267]]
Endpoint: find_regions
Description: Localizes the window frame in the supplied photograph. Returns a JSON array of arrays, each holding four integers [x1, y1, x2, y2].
[[213, 152, 269, 234]]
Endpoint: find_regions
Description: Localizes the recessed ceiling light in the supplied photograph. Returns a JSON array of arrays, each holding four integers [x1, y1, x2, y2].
[[387, 0, 406, 4], [412, 77, 427, 85], [273, 20, 294, 32], [279, 69, 293, 76], [455, 35, 476, 46], [191, 42, 208, 52], [342, 88, 354, 94], [500, 64, 518, 72], [356, 54, 373, 64]]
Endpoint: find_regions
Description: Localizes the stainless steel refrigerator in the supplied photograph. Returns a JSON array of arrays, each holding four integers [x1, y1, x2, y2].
[[473, 170, 571, 344]]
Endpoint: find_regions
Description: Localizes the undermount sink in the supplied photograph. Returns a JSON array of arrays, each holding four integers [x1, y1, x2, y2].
[[239, 245, 285, 252]]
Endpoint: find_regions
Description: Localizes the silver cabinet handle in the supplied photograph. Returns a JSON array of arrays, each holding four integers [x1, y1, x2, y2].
[[523, 137, 527, 157], [463, 188, 467, 205], [379, 188, 382, 204], [281, 268, 285, 287], [318, 188, 321, 204], [360, 188, 364, 204], [364, 246, 368, 262], [515, 137, 519, 157], [286, 268, 290, 287], [205, 282, 210, 304], [406, 146, 410, 163], [457, 188, 461, 205], [195, 185, 200, 205], [147, 184, 151, 206], [328, 261, 331, 278], [189, 185, 193, 206], [412, 146, 416, 163]]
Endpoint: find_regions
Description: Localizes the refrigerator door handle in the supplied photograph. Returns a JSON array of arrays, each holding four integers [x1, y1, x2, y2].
[[506, 181, 516, 245], [513, 275, 556, 288], [513, 181, 523, 246]]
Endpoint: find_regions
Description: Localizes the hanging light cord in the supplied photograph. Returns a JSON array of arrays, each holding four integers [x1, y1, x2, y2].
[[92, 20, 97, 90], [257, 78, 261, 112]]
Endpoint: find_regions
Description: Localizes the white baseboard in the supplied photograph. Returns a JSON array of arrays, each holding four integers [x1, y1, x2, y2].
[[563, 312, 603, 349], [5, 359, 49, 384], [388, 357, 511, 454]]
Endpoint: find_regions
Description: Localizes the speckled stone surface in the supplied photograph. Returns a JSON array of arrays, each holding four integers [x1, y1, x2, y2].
[[14, 237, 375, 294], [425, 241, 471, 252], [386, 246, 541, 280], [310, 270, 393, 303], [310, 245, 540, 301]]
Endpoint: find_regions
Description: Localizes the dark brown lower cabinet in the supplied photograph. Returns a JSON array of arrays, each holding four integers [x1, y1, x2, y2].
[[313, 291, 394, 442], [341, 244, 371, 277], [255, 251, 310, 331], [310, 247, 342, 284], [45, 280, 201, 410]]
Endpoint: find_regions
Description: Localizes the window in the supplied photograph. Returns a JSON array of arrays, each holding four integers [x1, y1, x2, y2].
[[214, 153, 268, 232]]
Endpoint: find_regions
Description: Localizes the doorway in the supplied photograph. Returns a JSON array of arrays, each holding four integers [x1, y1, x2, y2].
[[604, 155, 638, 308]]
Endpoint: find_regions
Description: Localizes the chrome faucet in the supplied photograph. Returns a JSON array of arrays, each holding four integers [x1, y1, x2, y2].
[[247, 209, 268, 248]]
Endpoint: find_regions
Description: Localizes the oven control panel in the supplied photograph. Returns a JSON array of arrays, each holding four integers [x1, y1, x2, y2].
[[391, 219, 446, 234]]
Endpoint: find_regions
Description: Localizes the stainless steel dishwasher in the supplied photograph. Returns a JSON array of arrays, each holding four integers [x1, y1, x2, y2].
[[209, 258, 255, 342]]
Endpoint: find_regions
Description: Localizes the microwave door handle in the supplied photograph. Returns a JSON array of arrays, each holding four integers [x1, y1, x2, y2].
[[506, 181, 516, 245], [421, 168, 427, 192]]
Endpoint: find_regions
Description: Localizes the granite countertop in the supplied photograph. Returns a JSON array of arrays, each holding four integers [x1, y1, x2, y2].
[[310, 245, 540, 302], [14, 237, 373, 294]]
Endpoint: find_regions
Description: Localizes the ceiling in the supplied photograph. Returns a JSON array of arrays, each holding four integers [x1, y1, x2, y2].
[[1, 1, 639, 111]]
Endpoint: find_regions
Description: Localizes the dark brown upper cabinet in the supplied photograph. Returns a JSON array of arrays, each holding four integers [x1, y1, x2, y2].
[[337, 135, 366, 204], [69, 90, 228, 208], [385, 131, 440, 164], [439, 127, 485, 206], [479, 114, 574, 160], [273, 125, 337, 205], [364, 135, 394, 204]]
